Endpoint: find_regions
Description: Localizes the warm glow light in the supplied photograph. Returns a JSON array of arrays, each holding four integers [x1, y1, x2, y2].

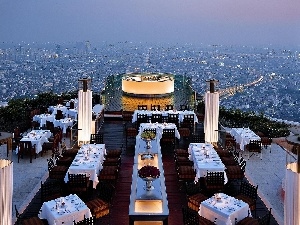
[[135, 200, 163, 213], [122, 76, 174, 95]]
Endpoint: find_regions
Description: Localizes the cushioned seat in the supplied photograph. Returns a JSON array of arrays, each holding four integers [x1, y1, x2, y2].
[[174, 148, 189, 157], [98, 166, 118, 181], [236, 217, 259, 225], [56, 155, 73, 166], [103, 157, 120, 166], [177, 165, 195, 181], [106, 149, 122, 158], [187, 193, 208, 211], [22, 217, 44, 225], [86, 197, 109, 219]]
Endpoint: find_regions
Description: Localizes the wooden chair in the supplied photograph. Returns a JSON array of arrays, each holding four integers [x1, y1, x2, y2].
[[174, 148, 189, 157], [182, 206, 215, 225], [204, 171, 225, 194], [137, 105, 147, 110], [18, 141, 36, 163], [125, 124, 137, 149], [167, 113, 179, 127], [41, 180, 62, 203], [69, 101, 75, 109], [61, 141, 78, 157], [98, 165, 119, 185], [235, 208, 271, 225], [86, 197, 110, 219], [160, 128, 176, 149], [151, 104, 160, 111], [90, 133, 104, 144], [182, 114, 195, 130], [67, 173, 90, 197], [22, 217, 44, 225], [47, 157, 68, 180], [136, 113, 148, 128], [165, 104, 174, 110], [225, 157, 246, 184], [55, 109, 64, 120], [235, 181, 258, 216], [74, 215, 95, 225], [187, 192, 208, 211], [177, 165, 196, 185], [190, 134, 205, 143], [247, 140, 262, 160], [151, 113, 162, 123], [11, 127, 22, 156]]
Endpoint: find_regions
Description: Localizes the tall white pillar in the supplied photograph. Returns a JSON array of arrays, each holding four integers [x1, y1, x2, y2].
[[0, 159, 13, 225], [78, 78, 92, 146], [285, 162, 300, 225]]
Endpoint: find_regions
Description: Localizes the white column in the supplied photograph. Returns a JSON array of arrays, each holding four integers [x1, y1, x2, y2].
[[204, 91, 219, 143], [284, 162, 300, 225], [0, 159, 13, 225], [78, 90, 92, 146]]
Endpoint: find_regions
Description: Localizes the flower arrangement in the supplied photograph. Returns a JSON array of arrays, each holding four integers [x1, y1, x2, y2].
[[141, 131, 156, 140], [138, 165, 160, 179]]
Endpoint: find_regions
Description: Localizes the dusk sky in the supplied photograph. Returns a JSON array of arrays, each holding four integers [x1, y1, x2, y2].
[[1, 0, 299, 47]]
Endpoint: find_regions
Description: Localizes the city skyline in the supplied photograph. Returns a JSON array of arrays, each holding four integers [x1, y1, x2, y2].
[[1, 0, 300, 47]]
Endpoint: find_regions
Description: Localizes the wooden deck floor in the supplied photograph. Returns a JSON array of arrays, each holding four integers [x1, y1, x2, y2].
[[19, 118, 279, 225]]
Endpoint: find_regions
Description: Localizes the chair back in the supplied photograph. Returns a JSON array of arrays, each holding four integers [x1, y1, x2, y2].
[[190, 134, 205, 143], [69, 101, 75, 109], [14, 127, 21, 138], [165, 104, 173, 110], [74, 215, 95, 225], [240, 181, 258, 200], [182, 206, 199, 224], [19, 141, 33, 154], [167, 113, 179, 127], [162, 128, 175, 140], [151, 114, 162, 123], [248, 140, 262, 153], [151, 104, 160, 111], [68, 173, 89, 188], [205, 171, 225, 185], [41, 180, 62, 203], [138, 105, 147, 110], [259, 208, 272, 225], [55, 110, 64, 120], [90, 133, 104, 144], [136, 113, 148, 127], [143, 128, 157, 135]]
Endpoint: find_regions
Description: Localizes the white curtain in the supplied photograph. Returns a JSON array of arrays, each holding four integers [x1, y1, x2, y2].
[[0, 159, 13, 225], [204, 92, 219, 143], [78, 90, 92, 146], [284, 162, 300, 225]]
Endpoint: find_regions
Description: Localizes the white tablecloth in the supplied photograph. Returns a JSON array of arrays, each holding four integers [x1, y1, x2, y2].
[[138, 123, 180, 140], [39, 194, 92, 225], [132, 110, 198, 123], [230, 128, 261, 151], [199, 193, 251, 225], [33, 114, 55, 127], [66, 109, 78, 119], [19, 130, 51, 154], [48, 105, 68, 115], [64, 144, 106, 189], [53, 118, 74, 133], [189, 143, 227, 183]]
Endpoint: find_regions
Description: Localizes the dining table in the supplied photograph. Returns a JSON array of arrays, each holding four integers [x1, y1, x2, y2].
[[199, 193, 251, 225], [230, 128, 261, 151], [33, 113, 55, 127], [38, 194, 92, 225], [18, 130, 51, 154], [48, 105, 68, 115], [64, 144, 106, 189], [188, 143, 228, 183], [53, 118, 74, 134], [138, 122, 181, 140]]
